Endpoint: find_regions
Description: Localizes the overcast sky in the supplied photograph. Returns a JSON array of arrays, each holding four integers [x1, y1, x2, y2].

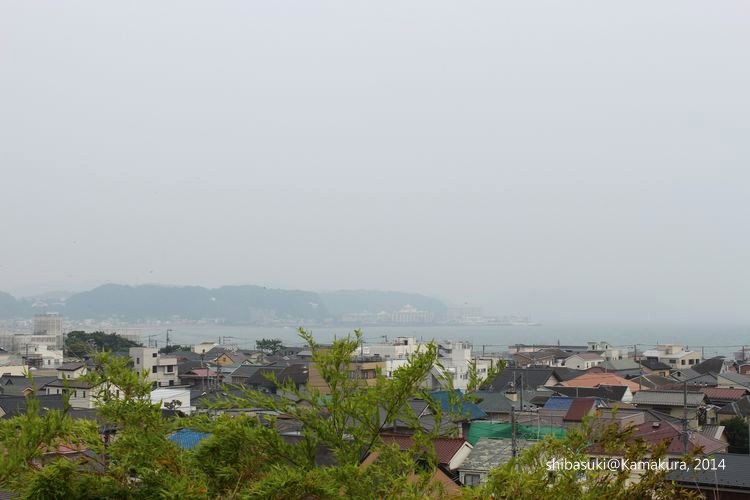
[[1, 2, 748, 322]]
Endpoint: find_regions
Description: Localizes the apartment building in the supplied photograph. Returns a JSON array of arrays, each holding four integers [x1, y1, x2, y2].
[[129, 347, 178, 388]]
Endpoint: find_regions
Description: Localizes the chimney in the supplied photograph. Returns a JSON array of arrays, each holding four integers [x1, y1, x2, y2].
[[505, 389, 518, 402]]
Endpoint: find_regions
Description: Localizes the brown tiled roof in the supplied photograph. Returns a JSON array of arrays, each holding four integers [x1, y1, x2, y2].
[[702, 387, 748, 402], [632, 421, 727, 455], [360, 452, 461, 497], [380, 433, 467, 466], [563, 398, 597, 422], [560, 372, 641, 393]]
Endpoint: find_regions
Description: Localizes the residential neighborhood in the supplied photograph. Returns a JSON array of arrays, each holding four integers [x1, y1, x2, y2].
[[3, 329, 750, 497]]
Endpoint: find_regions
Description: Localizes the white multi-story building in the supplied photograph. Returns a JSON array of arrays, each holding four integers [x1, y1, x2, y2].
[[587, 341, 624, 361], [391, 305, 434, 324], [641, 344, 701, 368], [129, 347, 178, 388], [21, 344, 63, 368], [33, 313, 64, 349], [361, 337, 491, 390]]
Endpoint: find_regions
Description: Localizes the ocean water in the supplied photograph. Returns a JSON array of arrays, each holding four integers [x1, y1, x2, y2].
[[139, 323, 749, 358]]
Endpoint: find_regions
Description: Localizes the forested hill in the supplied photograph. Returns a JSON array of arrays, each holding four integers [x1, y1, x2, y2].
[[0, 284, 446, 323], [0, 291, 30, 318]]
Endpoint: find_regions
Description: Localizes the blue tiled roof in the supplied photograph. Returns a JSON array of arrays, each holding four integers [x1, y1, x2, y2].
[[168, 429, 211, 450], [543, 396, 574, 411], [431, 390, 487, 420]]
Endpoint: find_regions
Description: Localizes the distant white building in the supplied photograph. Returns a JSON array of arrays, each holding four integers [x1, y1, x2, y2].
[[361, 337, 491, 390], [129, 347, 178, 388], [33, 313, 64, 349], [587, 341, 624, 361], [151, 387, 192, 415], [192, 342, 218, 355], [642, 344, 701, 368], [446, 305, 483, 323], [21, 344, 63, 368], [391, 305, 434, 324], [562, 352, 604, 370]]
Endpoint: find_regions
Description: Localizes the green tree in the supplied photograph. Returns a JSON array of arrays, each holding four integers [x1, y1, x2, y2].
[[65, 330, 141, 357], [466, 416, 701, 500], [159, 344, 192, 355], [255, 338, 285, 355], [724, 416, 749, 454]]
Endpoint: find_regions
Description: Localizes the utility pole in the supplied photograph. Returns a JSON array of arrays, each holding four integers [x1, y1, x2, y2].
[[519, 373, 524, 424], [636, 344, 642, 391], [511, 406, 517, 458], [166, 329, 172, 349], [683, 381, 689, 454]]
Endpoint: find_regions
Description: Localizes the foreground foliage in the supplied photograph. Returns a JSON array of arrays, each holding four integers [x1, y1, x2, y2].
[[0, 329, 702, 499]]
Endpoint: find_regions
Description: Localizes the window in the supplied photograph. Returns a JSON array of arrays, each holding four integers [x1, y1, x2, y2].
[[136, 358, 140, 365], [168, 380, 174, 386], [152, 366, 157, 374], [681, 360, 686, 365], [464, 473, 481, 486], [82, 391, 86, 398], [152, 353, 158, 358], [166, 365, 174, 373]]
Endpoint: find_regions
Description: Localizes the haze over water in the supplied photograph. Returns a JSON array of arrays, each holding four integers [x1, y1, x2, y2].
[[149, 323, 747, 359]]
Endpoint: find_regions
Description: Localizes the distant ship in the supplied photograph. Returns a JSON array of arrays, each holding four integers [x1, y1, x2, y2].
[[486, 316, 542, 327]]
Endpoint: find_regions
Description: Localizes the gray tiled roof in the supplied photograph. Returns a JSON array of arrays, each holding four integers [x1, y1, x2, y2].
[[486, 368, 559, 392], [0, 376, 58, 396], [639, 359, 672, 371], [717, 372, 750, 388], [474, 390, 538, 413], [671, 368, 701, 381], [458, 438, 535, 472], [633, 390, 704, 407], [628, 374, 675, 389], [667, 453, 750, 489], [601, 359, 639, 371], [717, 396, 750, 416], [682, 373, 718, 386], [693, 357, 725, 375]]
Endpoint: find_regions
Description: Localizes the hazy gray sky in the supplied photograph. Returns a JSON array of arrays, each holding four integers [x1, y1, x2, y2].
[[1, 2, 748, 322]]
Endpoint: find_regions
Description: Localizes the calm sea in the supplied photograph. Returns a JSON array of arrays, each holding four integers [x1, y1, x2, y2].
[[135, 323, 749, 358]]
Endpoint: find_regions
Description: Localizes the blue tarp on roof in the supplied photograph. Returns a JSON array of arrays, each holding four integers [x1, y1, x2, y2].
[[543, 396, 575, 411], [168, 429, 211, 450], [431, 390, 487, 420]]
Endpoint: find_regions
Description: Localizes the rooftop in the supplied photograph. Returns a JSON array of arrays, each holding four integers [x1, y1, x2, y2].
[[559, 372, 641, 393], [632, 390, 704, 408], [458, 438, 535, 472], [379, 433, 468, 466], [702, 387, 747, 403], [667, 453, 750, 490]]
